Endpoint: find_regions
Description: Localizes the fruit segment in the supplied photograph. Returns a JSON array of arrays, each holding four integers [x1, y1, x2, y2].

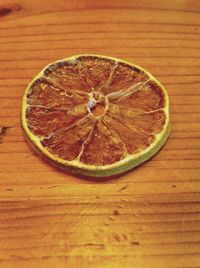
[[26, 105, 87, 137], [78, 56, 115, 89], [26, 77, 88, 137], [108, 104, 165, 134], [27, 77, 88, 108], [103, 116, 154, 155], [80, 120, 127, 165], [41, 116, 94, 161], [113, 80, 165, 111], [100, 62, 148, 95]]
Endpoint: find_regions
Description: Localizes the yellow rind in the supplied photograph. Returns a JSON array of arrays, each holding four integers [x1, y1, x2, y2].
[[21, 54, 170, 178]]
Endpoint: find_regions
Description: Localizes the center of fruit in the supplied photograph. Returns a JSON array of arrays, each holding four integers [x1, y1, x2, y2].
[[87, 92, 107, 117]]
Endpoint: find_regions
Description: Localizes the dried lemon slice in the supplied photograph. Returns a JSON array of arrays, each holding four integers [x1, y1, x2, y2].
[[22, 54, 170, 177]]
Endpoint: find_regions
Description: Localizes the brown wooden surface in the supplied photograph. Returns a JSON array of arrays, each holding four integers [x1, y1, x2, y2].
[[0, 0, 200, 267]]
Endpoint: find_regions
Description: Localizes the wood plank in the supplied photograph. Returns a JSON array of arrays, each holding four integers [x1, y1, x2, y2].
[[0, 0, 200, 267]]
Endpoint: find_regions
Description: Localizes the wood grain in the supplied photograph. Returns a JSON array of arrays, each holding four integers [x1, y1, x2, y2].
[[0, 0, 200, 267]]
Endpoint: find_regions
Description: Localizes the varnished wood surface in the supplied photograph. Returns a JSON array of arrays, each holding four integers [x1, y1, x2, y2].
[[0, 0, 200, 267]]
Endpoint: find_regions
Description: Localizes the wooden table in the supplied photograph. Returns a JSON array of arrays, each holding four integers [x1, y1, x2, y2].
[[0, 1, 200, 267]]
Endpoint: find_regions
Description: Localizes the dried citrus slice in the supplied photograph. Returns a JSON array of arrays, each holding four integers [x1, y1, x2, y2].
[[21, 54, 170, 177]]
